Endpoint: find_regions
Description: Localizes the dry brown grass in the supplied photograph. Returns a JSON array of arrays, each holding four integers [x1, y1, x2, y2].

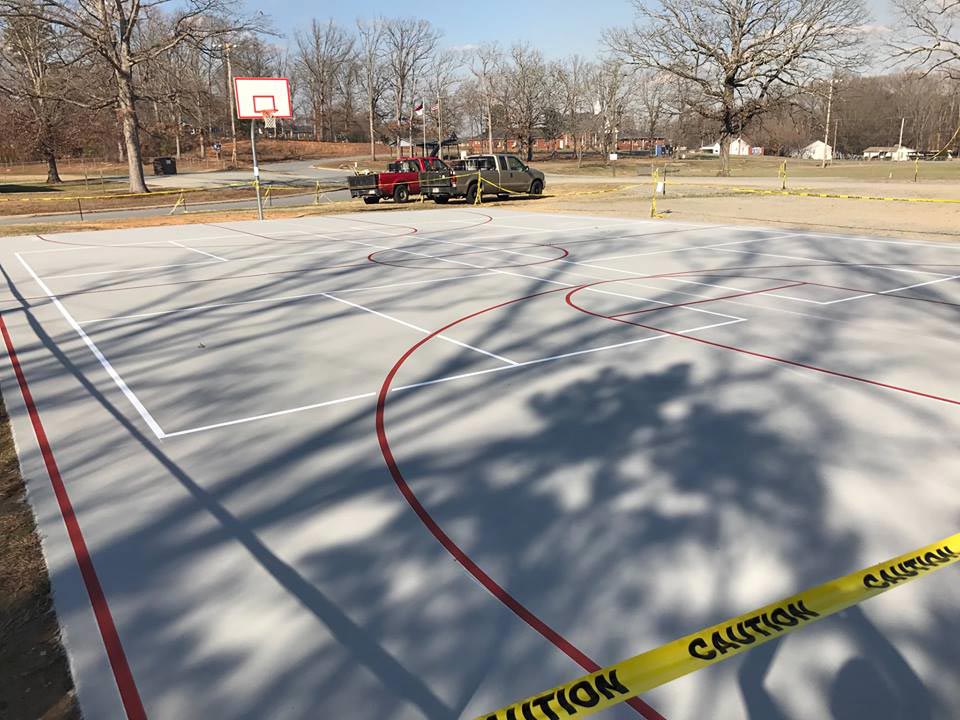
[[0, 184, 327, 217], [0, 397, 79, 720]]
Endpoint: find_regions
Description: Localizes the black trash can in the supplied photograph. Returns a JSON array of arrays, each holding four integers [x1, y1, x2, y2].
[[152, 156, 177, 175]]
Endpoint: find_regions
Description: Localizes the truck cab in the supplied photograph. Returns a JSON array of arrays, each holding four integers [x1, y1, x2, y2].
[[444, 154, 545, 203]]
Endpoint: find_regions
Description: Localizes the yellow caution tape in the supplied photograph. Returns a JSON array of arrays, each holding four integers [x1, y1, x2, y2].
[[476, 532, 959, 720], [667, 181, 960, 204], [0, 180, 259, 204]]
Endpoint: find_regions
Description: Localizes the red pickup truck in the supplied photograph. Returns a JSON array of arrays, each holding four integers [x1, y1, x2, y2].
[[347, 157, 450, 204]]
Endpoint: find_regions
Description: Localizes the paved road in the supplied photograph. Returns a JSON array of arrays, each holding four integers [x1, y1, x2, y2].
[[0, 160, 355, 227]]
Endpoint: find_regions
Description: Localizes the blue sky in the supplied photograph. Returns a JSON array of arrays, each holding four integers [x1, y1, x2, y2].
[[266, 0, 893, 56]]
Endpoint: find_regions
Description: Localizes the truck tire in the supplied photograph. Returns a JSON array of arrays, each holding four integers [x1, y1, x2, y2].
[[465, 183, 479, 205], [393, 184, 409, 203], [433, 196, 450, 204], [363, 197, 379, 205], [497, 193, 509, 200], [530, 179, 544, 196]]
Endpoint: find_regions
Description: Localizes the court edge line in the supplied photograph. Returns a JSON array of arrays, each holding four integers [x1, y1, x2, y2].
[[16, 251, 166, 439], [0, 315, 148, 720], [161, 319, 743, 438]]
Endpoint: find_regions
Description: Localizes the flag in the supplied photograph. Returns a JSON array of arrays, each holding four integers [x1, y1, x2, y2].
[[413, 100, 424, 117]]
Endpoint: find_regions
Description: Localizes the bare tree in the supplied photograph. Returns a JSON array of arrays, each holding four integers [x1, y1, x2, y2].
[[383, 18, 438, 158], [425, 48, 462, 155], [0, 15, 76, 182], [635, 70, 670, 139], [553, 55, 594, 165], [469, 42, 502, 154], [891, 0, 960, 79], [591, 58, 635, 159], [503, 45, 551, 161], [356, 17, 385, 159], [0, 0, 267, 192], [295, 19, 353, 142], [607, 0, 866, 174]]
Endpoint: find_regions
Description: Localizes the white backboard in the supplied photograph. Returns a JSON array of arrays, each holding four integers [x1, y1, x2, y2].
[[234, 77, 292, 119]]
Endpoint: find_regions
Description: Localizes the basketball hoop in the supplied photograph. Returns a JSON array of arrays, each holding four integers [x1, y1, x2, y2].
[[233, 77, 292, 221]]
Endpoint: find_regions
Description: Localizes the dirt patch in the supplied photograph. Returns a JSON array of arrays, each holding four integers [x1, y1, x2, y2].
[[512, 183, 960, 241], [0, 394, 79, 720]]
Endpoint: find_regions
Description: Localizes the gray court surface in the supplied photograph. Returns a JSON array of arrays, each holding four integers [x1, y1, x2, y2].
[[1, 207, 958, 720]]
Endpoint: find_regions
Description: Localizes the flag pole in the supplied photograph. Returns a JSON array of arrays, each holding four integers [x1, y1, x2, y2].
[[422, 97, 427, 157], [437, 90, 442, 160]]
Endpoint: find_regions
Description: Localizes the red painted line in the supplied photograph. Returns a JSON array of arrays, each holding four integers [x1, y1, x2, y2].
[[565, 281, 960, 407], [0, 316, 147, 720], [367, 243, 569, 271], [375, 287, 665, 720], [610, 282, 806, 318]]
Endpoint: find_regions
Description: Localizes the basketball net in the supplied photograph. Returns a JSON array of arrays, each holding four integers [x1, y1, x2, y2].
[[261, 110, 276, 130]]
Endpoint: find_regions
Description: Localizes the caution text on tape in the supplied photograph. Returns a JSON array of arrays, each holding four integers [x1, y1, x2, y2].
[[477, 532, 959, 720]]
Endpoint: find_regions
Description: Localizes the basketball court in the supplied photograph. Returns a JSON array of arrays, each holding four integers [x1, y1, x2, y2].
[[1, 207, 958, 720]]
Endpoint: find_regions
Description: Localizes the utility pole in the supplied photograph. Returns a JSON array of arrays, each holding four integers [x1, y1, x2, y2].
[[897, 116, 906, 149], [821, 77, 834, 169], [437, 89, 442, 160], [833, 119, 839, 163], [222, 42, 237, 164]]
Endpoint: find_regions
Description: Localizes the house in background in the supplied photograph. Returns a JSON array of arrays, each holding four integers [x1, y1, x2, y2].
[[863, 145, 916, 161], [616, 136, 669, 153], [700, 137, 754, 156], [798, 140, 833, 161]]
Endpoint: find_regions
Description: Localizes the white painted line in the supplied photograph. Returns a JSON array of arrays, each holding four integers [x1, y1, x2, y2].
[[321, 293, 518, 366], [708, 247, 831, 263], [77, 272, 497, 326], [42, 245, 362, 282], [163, 316, 746, 437], [795, 230, 960, 250], [18, 233, 244, 255], [169, 240, 228, 262], [163, 391, 380, 436], [320, 227, 748, 323], [820, 274, 960, 305], [44, 258, 224, 279], [380, 229, 745, 322], [16, 253, 166, 439], [590, 236, 773, 261]]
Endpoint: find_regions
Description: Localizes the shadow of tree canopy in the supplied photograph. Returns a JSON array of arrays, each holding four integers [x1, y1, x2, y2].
[[2, 214, 958, 719]]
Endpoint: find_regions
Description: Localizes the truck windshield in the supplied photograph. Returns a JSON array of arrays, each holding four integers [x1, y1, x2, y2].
[[423, 158, 450, 172]]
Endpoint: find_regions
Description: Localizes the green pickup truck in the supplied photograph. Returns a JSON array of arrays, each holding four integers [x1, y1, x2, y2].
[[420, 154, 545, 204]]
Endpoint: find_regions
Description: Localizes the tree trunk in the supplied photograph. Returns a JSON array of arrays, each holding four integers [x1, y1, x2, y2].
[[369, 96, 376, 160], [526, 134, 533, 162], [486, 103, 493, 154], [719, 133, 732, 177], [719, 83, 735, 177], [45, 150, 62, 184], [116, 68, 149, 193]]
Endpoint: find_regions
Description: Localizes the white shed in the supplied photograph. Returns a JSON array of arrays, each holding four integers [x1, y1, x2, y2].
[[892, 145, 916, 162], [700, 137, 753, 156], [799, 140, 833, 161]]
